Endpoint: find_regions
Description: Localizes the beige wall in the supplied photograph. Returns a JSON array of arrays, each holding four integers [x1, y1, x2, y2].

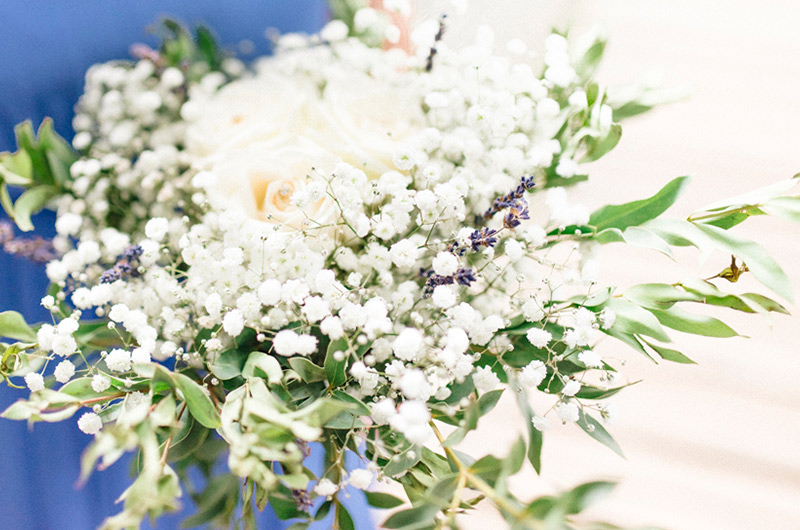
[[410, 2, 800, 528]]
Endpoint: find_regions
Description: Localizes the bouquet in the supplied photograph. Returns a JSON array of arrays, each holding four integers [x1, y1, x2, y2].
[[1, 6, 798, 529]]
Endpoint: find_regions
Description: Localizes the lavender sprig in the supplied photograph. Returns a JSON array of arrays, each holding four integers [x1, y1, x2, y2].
[[480, 175, 535, 223], [100, 245, 143, 284], [0, 220, 59, 263]]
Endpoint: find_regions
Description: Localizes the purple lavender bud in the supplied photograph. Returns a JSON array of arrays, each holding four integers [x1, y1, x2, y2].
[[100, 268, 121, 284]]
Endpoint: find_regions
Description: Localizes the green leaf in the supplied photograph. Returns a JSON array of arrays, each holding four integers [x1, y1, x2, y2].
[[242, 351, 282, 385], [382, 503, 440, 530], [313, 501, 332, 521], [383, 444, 422, 477], [693, 177, 799, 216], [324, 338, 348, 387], [511, 380, 543, 474], [558, 480, 616, 514], [288, 357, 326, 383], [589, 176, 690, 231], [576, 37, 607, 79], [12, 185, 59, 232], [0, 150, 33, 185], [208, 349, 246, 380], [577, 410, 624, 457], [59, 377, 120, 400], [576, 382, 638, 400], [180, 475, 238, 528], [364, 491, 405, 509], [0, 311, 37, 342], [337, 505, 356, 530], [647, 306, 738, 338], [167, 418, 210, 462], [623, 283, 700, 310], [503, 437, 526, 476], [603, 329, 656, 362], [469, 454, 503, 485], [159, 368, 221, 429], [602, 298, 670, 342], [762, 196, 800, 224], [582, 123, 622, 162], [640, 339, 696, 364], [621, 226, 675, 259]]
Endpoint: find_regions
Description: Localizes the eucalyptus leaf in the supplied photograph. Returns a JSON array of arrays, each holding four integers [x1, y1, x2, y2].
[[601, 298, 670, 342], [364, 491, 405, 509], [242, 351, 282, 385], [165, 369, 221, 429], [558, 480, 616, 514], [577, 410, 624, 457], [589, 176, 689, 231], [647, 306, 738, 338], [324, 338, 348, 387], [12, 185, 59, 232], [288, 357, 326, 383], [0, 311, 37, 342]]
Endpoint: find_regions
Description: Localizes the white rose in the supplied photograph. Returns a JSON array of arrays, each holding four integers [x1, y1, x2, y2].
[[185, 60, 425, 222], [310, 71, 424, 177], [184, 73, 317, 157], [204, 136, 341, 231]]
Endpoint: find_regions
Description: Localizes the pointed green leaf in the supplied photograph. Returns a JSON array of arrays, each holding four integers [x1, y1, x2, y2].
[[364, 491, 405, 509], [648, 306, 738, 338], [0, 311, 37, 342], [589, 176, 689, 231], [577, 410, 624, 457]]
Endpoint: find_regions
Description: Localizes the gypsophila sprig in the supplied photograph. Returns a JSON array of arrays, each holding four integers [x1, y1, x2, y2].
[[0, 10, 798, 530]]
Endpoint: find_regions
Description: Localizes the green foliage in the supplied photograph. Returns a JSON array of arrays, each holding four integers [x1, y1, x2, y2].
[[0, 119, 75, 231], [155, 19, 227, 80], [0, 311, 37, 342], [364, 491, 406, 509], [589, 176, 689, 232]]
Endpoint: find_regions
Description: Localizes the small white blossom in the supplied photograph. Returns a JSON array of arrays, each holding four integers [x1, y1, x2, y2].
[[519, 360, 547, 388], [105, 349, 132, 372], [144, 217, 169, 241], [472, 366, 500, 393], [54, 360, 76, 383], [314, 478, 338, 498], [347, 468, 374, 490], [25, 372, 45, 392], [532, 415, 551, 432], [91, 374, 112, 393], [432, 251, 458, 277], [555, 401, 580, 423], [77, 412, 103, 435], [561, 379, 581, 397], [393, 328, 424, 361], [526, 327, 552, 348]]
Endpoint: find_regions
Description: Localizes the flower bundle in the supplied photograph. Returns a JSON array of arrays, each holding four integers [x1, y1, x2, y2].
[[1, 10, 798, 530]]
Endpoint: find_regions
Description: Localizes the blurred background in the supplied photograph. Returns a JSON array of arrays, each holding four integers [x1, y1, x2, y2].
[[414, 1, 800, 529]]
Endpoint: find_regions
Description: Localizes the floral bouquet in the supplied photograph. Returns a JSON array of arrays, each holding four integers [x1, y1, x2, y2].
[[1, 4, 798, 530]]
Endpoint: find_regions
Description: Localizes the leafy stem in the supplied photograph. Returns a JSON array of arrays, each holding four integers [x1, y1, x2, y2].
[[430, 422, 542, 529]]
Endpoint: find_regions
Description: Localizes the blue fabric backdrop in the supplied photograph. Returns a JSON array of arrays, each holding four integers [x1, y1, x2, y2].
[[0, 2, 373, 528]]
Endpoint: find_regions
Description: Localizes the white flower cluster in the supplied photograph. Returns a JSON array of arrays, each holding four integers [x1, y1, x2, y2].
[[31, 23, 621, 451]]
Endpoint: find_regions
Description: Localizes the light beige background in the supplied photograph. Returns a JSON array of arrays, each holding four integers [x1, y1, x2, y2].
[[405, 2, 800, 529]]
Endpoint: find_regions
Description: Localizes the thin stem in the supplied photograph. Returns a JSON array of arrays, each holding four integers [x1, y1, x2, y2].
[[429, 422, 539, 527]]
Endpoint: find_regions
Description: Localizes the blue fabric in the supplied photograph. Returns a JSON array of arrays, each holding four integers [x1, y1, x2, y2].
[[0, 2, 374, 529]]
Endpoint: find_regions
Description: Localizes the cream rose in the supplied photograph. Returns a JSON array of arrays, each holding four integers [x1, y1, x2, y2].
[[308, 71, 425, 177], [185, 59, 424, 226], [203, 136, 340, 231], [184, 73, 318, 157]]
